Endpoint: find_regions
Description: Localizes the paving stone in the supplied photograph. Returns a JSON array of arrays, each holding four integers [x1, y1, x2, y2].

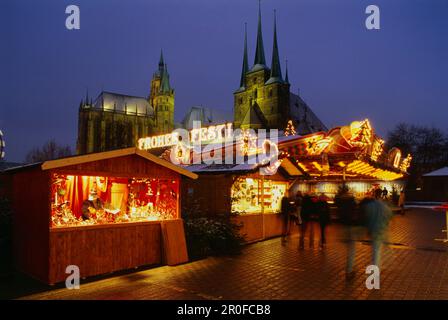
[[5, 208, 447, 300]]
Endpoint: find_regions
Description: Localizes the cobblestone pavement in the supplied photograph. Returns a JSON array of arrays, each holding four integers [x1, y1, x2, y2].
[[11, 208, 448, 300]]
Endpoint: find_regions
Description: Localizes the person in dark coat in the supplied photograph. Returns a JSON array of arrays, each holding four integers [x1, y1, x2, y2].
[[335, 189, 363, 280], [299, 193, 316, 249], [381, 187, 388, 200], [316, 194, 330, 248], [363, 197, 392, 268], [374, 187, 382, 200], [294, 191, 303, 225], [281, 195, 292, 242]]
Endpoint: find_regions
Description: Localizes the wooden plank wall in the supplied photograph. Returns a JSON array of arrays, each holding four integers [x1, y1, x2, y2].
[[161, 220, 189, 266], [234, 214, 264, 242], [182, 172, 298, 242], [263, 214, 284, 239], [263, 214, 300, 238], [11, 168, 50, 283], [234, 213, 300, 242], [181, 174, 233, 216], [49, 222, 162, 284]]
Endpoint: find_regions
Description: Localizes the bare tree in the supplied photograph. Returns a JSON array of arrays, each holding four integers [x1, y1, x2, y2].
[[387, 123, 448, 189], [387, 124, 448, 170], [25, 140, 72, 163], [386, 123, 415, 156]]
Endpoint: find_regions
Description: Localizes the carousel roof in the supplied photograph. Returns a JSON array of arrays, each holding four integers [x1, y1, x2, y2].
[[184, 158, 304, 177]]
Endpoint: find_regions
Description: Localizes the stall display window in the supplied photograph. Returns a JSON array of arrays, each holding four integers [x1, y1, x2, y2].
[[231, 177, 287, 214], [50, 173, 179, 228]]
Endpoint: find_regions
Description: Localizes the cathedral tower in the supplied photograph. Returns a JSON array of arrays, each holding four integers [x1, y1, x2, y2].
[[149, 50, 175, 134], [234, 6, 290, 130], [76, 51, 176, 155]]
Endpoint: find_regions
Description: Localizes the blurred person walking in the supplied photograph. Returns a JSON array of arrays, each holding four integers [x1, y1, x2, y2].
[[281, 194, 292, 243], [294, 191, 303, 225], [364, 193, 393, 268], [316, 194, 330, 249], [299, 193, 316, 249], [335, 187, 361, 280], [374, 187, 382, 200], [398, 190, 406, 215]]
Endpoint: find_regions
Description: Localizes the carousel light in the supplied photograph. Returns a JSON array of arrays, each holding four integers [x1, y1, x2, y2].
[[371, 138, 384, 161], [297, 162, 308, 172], [400, 154, 412, 172], [312, 162, 323, 171]]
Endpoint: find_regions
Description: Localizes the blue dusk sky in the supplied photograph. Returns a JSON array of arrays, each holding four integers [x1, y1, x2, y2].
[[1, 0, 447, 162]]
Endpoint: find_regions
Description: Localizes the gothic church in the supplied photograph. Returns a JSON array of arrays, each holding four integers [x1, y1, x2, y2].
[[76, 52, 174, 154], [76, 4, 327, 155], [234, 6, 326, 134]]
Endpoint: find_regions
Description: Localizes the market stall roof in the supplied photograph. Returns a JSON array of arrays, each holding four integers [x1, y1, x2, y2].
[[186, 163, 258, 173], [0, 161, 23, 172], [185, 157, 304, 177], [5, 148, 198, 179], [42, 148, 198, 179], [423, 167, 448, 177]]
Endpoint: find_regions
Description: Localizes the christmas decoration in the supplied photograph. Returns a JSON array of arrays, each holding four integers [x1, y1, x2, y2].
[[284, 120, 296, 136]]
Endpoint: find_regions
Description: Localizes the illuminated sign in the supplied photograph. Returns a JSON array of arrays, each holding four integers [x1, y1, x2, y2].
[[138, 123, 233, 150]]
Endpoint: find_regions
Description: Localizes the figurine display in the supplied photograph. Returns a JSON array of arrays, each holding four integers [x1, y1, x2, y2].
[[50, 174, 178, 228]]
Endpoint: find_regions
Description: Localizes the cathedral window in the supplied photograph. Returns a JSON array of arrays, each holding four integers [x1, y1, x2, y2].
[[254, 89, 258, 99], [269, 89, 273, 98]]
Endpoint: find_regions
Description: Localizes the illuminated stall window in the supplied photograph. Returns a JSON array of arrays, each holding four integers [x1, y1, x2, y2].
[[294, 181, 404, 200], [231, 177, 287, 214], [50, 173, 179, 228]]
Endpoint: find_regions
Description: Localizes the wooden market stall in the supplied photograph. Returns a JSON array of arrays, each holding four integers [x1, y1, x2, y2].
[[180, 119, 411, 243], [182, 159, 304, 242], [4, 147, 197, 284]]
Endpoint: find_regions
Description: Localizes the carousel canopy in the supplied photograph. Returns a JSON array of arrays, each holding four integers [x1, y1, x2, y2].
[[279, 119, 411, 181]]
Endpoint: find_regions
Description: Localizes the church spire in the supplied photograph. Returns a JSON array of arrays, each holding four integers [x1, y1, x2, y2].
[[160, 64, 171, 93], [158, 49, 165, 75], [239, 23, 249, 89], [253, 0, 266, 68], [269, 10, 283, 82], [285, 59, 289, 84]]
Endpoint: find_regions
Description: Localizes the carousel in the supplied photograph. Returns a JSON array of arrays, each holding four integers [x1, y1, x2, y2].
[[279, 119, 411, 199]]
